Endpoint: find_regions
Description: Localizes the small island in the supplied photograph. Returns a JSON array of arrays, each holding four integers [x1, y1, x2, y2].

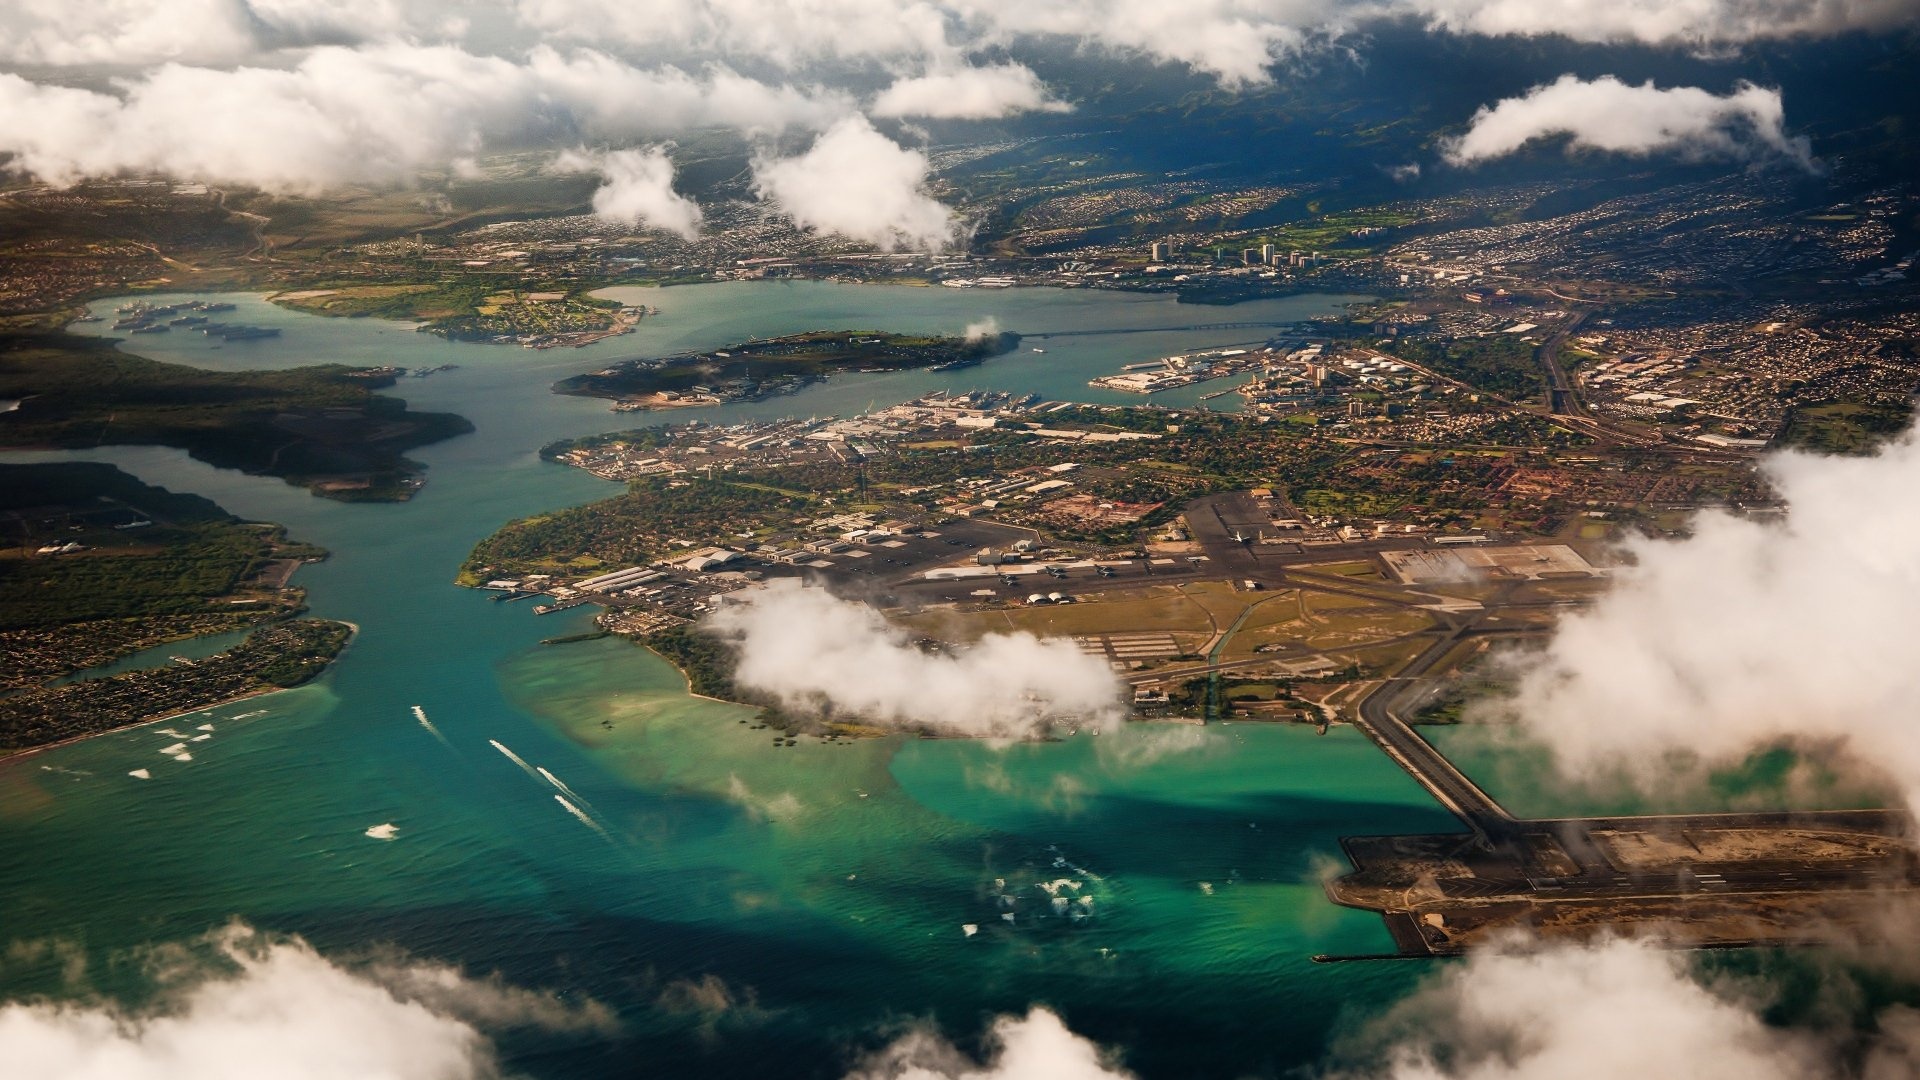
[[553, 329, 1021, 410]]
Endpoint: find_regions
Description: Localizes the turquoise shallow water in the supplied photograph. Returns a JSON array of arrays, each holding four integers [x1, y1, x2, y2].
[[0, 284, 1455, 1077]]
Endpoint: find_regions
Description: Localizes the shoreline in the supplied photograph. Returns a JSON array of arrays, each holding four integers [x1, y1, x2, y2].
[[0, 619, 357, 768], [0, 685, 282, 768]]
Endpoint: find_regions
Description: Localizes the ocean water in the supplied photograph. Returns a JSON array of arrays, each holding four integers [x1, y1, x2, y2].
[[0, 284, 1459, 1078]]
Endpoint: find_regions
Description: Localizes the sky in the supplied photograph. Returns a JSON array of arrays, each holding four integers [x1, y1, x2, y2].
[[0, 0, 1906, 245]]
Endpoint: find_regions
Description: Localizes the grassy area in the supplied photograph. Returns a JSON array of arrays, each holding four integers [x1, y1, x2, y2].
[[0, 334, 472, 499], [273, 281, 626, 343], [1778, 400, 1914, 455], [902, 585, 1216, 646], [1393, 335, 1542, 400], [1248, 207, 1422, 256]]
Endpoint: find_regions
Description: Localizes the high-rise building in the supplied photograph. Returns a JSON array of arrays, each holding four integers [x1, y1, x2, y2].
[[1150, 240, 1171, 262], [1242, 248, 1261, 266], [1260, 243, 1275, 264]]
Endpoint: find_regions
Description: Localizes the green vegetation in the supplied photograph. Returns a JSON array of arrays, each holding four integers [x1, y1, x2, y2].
[[1, 522, 284, 629], [1393, 335, 1543, 400], [644, 624, 799, 730], [273, 281, 629, 343], [645, 624, 743, 702], [1249, 207, 1421, 256], [272, 282, 487, 320], [0, 461, 231, 522], [0, 618, 352, 753], [1778, 400, 1914, 455], [0, 333, 473, 499], [555, 329, 1020, 400], [0, 462, 326, 689]]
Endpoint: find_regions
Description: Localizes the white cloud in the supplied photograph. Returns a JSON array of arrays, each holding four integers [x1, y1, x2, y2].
[[751, 116, 963, 252], [1328, 937, 1832, 1080], [848, 1006, 1133, 1080], [1476, 424, 1920, 808], [872, 63, 1070, 120], [1401, 0, 1920, 48], [515, 0, 962, 70], [0, 44, 843, 193], [5, 2, 1918, 80], [860, 937, 1920, 1080], [1444, 75, 1812, 168], [0, 0, 263, 68], [553, 147, 703, 238], [705, 580, 1126, 738], [956, 0, 1316, 88], [0, 922, 613, 1080], [0, 0, 489, 68], [0, 1, 1910, 197]]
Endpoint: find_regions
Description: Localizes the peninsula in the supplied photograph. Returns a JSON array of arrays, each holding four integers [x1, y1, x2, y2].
[[0, 462, 353, 755], [553, 329, 1021, 410], [0, 332, 474, 500]]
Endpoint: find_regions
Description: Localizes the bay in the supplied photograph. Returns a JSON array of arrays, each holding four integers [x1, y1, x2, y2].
[[0, 283, 1455, 1078]]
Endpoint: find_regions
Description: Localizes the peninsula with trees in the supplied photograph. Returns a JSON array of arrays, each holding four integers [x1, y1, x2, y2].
[[553, 329, 1021, 409], [0, 462, 352, 754]]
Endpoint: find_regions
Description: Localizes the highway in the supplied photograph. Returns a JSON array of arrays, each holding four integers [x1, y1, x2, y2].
[[1537, 311, 1587, 414]]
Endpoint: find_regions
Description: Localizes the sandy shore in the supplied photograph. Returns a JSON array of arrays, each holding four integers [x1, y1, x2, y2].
[[0, 620, 357, 767]]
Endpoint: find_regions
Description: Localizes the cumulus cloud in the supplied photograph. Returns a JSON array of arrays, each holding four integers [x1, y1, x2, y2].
[[0, 43, 844, 193], [0, 922, 613, 1080], [705, 580, 1126, 738], [849, 1006, 1133, 1080], [872, 939, 1920, 1080], [751, 116, 962, 252], [2, 1, 1908, 202], [1476, 424, 1920, 808], [0, 0, 460, 68], [516, 0, 962, 71], [1401, 0, 1920, 49], [1444, 75, 1812, 168], [1328, 937, 1829, 1080], [553, 146, 703, 238], [958, 0, 1314, 88], [6, 2, 1919, 82], [872, 64, 1070, 120]]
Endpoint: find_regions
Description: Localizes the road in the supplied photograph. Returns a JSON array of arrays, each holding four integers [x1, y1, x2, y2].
[[1537, 311, 1586, 414]]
